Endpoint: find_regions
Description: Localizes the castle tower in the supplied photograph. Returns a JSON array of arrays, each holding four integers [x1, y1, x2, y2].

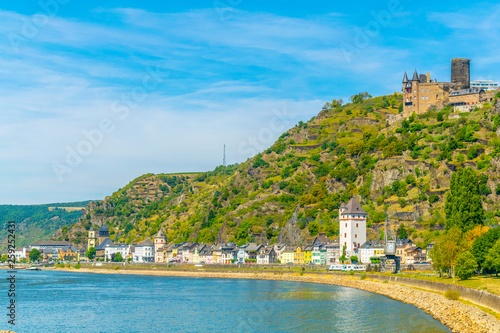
[[339, 197, 367, 257], [154, 229, 166, 254], [98, 224, 109, 244], [88, 230, 96, 250], [451, 58, 470, 89]]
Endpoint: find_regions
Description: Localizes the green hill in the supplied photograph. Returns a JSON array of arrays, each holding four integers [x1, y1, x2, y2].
[[58, 91, 500, 249], [0, 201, 91, 251]]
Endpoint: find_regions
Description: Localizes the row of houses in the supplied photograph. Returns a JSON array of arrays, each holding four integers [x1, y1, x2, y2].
[[152, 230, 432, 265], [14, 241, 84, 262], [13, 235, 156, 263]]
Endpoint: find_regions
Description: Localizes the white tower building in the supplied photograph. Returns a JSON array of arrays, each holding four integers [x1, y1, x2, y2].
[[154, 229, 166, 254], [339, 197, 367, 257]]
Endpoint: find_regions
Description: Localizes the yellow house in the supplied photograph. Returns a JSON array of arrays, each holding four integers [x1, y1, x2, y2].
[[294, 247, 304, 265], [58, 248, 78, 261], [281, 246, 295, 264], [303, 246, 312, 265]]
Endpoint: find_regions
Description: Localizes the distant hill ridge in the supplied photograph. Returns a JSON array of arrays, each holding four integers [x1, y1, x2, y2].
[[0, 201, 92, 251]]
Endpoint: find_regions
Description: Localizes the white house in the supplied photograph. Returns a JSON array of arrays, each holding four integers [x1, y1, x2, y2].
[[133, 240, 154, 263], [360, 240, 385, 264], [105, 243, 131, 261], [339, 197, 367, 257], [15, 246, 29, 260]]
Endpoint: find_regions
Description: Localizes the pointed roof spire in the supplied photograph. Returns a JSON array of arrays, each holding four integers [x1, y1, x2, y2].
[[155, 229, 166, 239], [403, 72, 408, 83], [412, 69, 419, 81]]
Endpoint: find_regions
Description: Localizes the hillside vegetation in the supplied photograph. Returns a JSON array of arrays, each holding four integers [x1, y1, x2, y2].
[[57, 91, 500, 249], [0, 201, 90, 251]]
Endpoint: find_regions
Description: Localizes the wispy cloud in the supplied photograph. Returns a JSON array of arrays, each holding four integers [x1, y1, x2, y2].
[[2, 2, 500, 204]]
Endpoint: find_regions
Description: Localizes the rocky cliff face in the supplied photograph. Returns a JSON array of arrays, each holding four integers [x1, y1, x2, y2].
[[56, 93, 500, 248]]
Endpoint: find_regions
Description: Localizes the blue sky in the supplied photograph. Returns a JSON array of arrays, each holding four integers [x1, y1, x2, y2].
[[1, 0, 500, 204]]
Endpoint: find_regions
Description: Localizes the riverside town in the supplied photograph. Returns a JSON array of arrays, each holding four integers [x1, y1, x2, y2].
[[2, 1, 500, 332]]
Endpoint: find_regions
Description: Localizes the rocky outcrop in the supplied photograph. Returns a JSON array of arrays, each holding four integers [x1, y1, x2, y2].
[[277, 206, 303, 245]]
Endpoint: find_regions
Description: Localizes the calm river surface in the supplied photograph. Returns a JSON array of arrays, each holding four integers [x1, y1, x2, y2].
[[1, 270, 450, 332]]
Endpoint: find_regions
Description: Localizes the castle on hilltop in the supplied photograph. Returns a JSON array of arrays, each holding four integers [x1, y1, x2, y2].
[[402, 58, 495, 117]]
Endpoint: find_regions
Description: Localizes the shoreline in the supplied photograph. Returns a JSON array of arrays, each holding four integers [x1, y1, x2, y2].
[[55, 267, 500, 333]]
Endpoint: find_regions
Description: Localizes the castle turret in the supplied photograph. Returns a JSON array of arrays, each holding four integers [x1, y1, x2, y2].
[[402, 72, 408, 84], [412, 69, 419, 82]]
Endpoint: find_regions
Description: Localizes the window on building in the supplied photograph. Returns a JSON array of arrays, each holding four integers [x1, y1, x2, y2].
[[355, 234, 357, 238], [345, 223, 347, 228], [426, 88, 429, 92], [344, 233, 346, 238], [421, 89, 423, 92]]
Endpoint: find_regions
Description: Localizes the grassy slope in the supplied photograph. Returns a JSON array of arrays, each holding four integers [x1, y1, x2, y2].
[[59, 92, 500, 248]]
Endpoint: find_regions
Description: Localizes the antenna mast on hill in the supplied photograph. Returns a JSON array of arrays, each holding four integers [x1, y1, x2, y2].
[[223, 144, 226, 167]]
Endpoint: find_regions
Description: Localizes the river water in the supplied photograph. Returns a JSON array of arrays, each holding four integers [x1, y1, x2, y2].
[[1, 270, 450, 332]]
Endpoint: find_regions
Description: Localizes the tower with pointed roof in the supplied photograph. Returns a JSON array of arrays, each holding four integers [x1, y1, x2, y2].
[[339, 197, 367, 257], [154, 229, 166, 259], [98, 224, 110, 244]]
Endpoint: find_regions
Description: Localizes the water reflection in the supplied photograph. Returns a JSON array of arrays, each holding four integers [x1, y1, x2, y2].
[[9, 271, 450, 333]]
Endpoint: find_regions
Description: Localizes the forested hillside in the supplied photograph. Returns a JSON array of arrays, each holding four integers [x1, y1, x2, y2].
[[0, 201, 90, 251], [57, 91, 500, 249]]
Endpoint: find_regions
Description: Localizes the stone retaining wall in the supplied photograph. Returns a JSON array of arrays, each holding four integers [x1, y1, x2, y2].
[[362, 273, 500, 314]]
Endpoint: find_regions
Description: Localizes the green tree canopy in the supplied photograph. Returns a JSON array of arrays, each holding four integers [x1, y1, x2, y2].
[[0, 254, 8, 262], [444, 167, 484, 232], [484, 239, 500, 276], [471, 227, 500, 270], [29, 248, 41, 262], [429, 227, 465, 277], [85, 247, 96, 260], [114, 252, 124, 262], [455, 251, 477, 280]]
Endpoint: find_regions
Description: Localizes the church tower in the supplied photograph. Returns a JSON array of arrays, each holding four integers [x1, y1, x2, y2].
[[154, 229, 166, 254], [88, 230, 96, 250], [98, 224, 110, 244], [339, 197, 367, 257]]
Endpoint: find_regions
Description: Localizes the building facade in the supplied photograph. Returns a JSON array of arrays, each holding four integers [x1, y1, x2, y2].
[[339, 197, 367, 257], [402, 58, 468, 117], [471, 80, 499, 91]]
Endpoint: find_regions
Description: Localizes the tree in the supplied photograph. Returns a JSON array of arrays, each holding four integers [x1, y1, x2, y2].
[[85, 247, 96, 260], [350, 256, 358, 264], [484, 239, 500, 276], [29, 248, 41, 262], [114, 252, 124, 262], [0, 254, 8, 262], [471, 227, 500, 270], [398, 225, 408, 239], [455, 251, 478, 280], [445, 168, 484, 232], [429, 227, 465, 277], [308, 221, 319, 236], [339, 245, 347, 264]]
